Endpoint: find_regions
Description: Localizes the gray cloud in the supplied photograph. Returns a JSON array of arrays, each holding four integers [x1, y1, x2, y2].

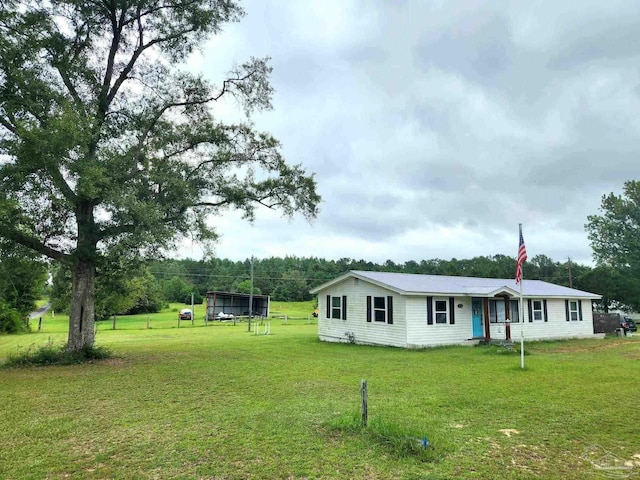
[[185, 0, 640, 266]]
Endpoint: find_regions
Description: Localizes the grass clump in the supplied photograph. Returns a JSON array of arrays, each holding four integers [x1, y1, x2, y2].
[[3, 340, 112, 367], [325, 412, 440, 462]]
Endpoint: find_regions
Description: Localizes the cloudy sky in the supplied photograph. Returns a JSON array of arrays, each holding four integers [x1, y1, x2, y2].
[[180, 0, 640, 266]]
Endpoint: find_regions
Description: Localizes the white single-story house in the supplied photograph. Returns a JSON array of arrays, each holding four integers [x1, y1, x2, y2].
[[310, 270, 602, 348]]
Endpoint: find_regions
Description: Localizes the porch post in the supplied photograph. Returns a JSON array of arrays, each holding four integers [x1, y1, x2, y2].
[[483, 299, 491, 341]]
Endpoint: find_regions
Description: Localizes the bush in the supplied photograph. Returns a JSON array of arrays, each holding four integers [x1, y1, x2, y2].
[[0, 301, 29, 334], [3, 341, 112, 367]]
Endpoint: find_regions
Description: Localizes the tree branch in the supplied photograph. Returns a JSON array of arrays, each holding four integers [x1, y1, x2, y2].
[[45, 164, 77, 204], [1, 227, 69, 263], [0, 114, 16, 134]]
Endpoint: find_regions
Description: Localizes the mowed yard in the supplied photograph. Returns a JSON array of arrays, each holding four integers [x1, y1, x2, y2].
[[1, 304, 640, 479]]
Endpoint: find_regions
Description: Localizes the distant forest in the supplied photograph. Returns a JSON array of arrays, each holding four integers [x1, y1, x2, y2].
[[46, 253, 627, 320], [149, 254, 590, 304]]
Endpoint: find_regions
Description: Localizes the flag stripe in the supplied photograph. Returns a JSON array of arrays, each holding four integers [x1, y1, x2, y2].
[[515, 226, 527, 285]]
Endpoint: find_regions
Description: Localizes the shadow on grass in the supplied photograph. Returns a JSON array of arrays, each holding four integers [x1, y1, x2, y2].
[[2, 339, 113, 367]]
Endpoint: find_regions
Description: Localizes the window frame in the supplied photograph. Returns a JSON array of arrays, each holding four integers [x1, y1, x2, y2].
[[427, 296, 455, 325], [366, 295, 394, 324], [569, 300, 579, 321], [373, 296, 387, 323], [434, 298, 448, 324], [331, 296, 342, 319], [489, 299, 506, 324], [532, 300, 543, 321], [509, 299, 520, 323], [326, 295, 347, 320]]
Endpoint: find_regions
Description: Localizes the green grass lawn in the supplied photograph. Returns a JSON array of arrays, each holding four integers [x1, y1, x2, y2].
[[1, 307, 640, 479]]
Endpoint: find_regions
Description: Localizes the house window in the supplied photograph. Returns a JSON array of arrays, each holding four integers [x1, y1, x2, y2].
[[569, 301, 579, 321], [427, 296, 455, 325], [434, 299, 448, 324], [326, 295, 347, 320], [489, 300, 506, 323], [532, 300, 543, 321], [510, 300, 520, 323], [366, 296, 394, 324], [332, 296, 342, 319], [374, 296, 387, 322], [489, 299, 520, 323]]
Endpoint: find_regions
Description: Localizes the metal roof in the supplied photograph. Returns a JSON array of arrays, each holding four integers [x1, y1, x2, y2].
[[310, 270, 601, 299]]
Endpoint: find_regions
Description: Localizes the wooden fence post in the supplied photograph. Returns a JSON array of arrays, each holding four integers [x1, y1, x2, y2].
[[361, 379, 368, 427]]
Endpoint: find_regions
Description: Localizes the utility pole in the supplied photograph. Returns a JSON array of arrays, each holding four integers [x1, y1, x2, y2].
[[567, 257, 573, 288]]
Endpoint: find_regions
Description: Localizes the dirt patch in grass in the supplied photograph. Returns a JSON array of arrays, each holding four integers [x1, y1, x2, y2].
[[99, 357, 128, 367]]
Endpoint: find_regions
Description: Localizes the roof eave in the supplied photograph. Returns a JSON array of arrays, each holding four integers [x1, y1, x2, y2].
[[310, 271, 408, 295]]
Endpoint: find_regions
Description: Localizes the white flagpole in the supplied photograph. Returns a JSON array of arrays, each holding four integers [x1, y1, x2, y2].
[[519, 223, 525, 369], [520, 276, 525, 369]]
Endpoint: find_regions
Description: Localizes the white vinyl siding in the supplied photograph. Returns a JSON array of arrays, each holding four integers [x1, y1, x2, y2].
[[490, 298, 594, 341], [317, 275, 597, 348], [317, 278, 406, 347]]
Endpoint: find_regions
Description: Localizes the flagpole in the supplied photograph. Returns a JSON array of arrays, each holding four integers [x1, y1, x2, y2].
[[520, 274, 525, 369], [518, 223, 525, 370]]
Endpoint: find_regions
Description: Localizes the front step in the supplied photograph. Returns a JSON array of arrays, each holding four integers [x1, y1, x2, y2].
[[479, 338, 513, 349]]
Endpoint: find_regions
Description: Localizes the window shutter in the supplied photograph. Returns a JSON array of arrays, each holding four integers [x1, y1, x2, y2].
[[543, 299, 548, 322], [565, 299, 570, 322], [578, 300, 583, 321], [366, 296, 372, 323], [449, 297, 455, 325], [427, 296, 433, 325], [342, 296, 347, 320], [528, 299, 533, 323], [387, 296, 393, 324], [326, 295, 330, 318]]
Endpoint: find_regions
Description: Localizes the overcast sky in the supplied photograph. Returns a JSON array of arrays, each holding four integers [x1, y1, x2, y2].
[[180, 0, 640, 266]]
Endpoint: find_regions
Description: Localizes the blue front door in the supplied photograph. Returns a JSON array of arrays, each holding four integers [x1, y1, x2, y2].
[[472, 298, 483, 338]]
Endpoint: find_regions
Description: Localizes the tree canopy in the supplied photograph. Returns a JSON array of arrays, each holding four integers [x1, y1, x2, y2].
[[586, 180, 640, 310], [0, 0, 319, 350]]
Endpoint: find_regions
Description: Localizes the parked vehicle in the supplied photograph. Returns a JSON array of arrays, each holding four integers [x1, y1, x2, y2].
[[621, 316, 637, 333], [178, 308, 192, 320]]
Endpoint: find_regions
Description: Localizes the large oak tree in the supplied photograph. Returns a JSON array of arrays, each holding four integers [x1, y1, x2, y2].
[[0, 0, 319, 351]]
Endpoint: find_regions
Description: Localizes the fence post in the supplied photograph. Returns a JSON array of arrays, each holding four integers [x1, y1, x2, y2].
[[38, 317, 42, 332], [113, 315, 116, 330], [361, 379, 368, 427]]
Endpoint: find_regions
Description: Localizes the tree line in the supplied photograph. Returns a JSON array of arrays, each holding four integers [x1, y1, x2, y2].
[[43, 252, 633, 320], [1, 245, 637, 333]]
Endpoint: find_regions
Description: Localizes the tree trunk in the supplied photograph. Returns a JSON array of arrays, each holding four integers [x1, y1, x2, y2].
[[68, 259, 96, 351]]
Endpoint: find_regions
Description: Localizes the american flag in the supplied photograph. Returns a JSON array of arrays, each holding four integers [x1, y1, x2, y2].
[[515, 225, 527, 285]]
